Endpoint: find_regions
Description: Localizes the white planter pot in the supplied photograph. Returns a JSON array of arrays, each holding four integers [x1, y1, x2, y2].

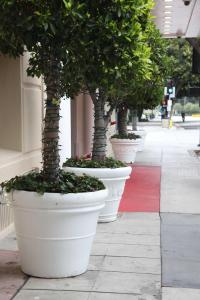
[[63, 166, 131, 223], [12, 189, 107, 278], [132, 130, 146, 152], [111, 138, 140, 163]]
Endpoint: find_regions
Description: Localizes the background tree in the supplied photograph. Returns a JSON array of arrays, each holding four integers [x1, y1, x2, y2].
[[0, 1, 92, 181], [74, 0, 154, 160], [116, 22, 170, 133], [167, 38, 200, 97]]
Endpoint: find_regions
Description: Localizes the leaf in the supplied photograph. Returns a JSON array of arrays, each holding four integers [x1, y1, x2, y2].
[[125, 36, 131, 42], [44, 23, 48, 31], [49, 23, 56, 35], [63, 0, 72, 9], [117, 9, 121, 17], [34, 11, 41, 16]]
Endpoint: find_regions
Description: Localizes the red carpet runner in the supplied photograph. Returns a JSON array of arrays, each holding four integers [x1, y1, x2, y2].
[[119, 166, 160, 212]]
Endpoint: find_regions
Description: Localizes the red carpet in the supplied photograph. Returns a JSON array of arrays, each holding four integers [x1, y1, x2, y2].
[[119, 166, 160, 212]]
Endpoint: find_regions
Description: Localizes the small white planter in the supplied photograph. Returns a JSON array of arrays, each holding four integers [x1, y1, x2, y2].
[[63, 166, 132, 223], [12, 189, 107, 278], [132, 130, 146, 152], [111, 138, 140, 163]]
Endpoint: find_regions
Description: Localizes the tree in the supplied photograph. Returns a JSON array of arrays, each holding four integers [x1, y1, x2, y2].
[[116, 22, 170, 133], [167, 38, 200, 97], [0, 1, 92, 181], [74, 0, 154, 160]]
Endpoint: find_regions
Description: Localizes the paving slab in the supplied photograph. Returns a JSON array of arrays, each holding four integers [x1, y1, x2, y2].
[[161, 166, 200, 214], [161, 213, 200, 288], [100, 256, 161, 274], [91, 243, 160, 258], [89, 293, 160, 300], [24, 270, 99, 291], [113, 223, 160, 235], [24, 271, 161, 296], [13, 290, 160, 300], [93, 271, 160, 295], [94, 232, 160, 246], [162, 287, 200, 300], [120, 212, 160, 221], [13, 290, 89, 300], [88, 256, 105, 271], [0, 230, 18, 251], [135, 150, 162, 166], [97, 219, 160, 235], [0, 250, 28, 300], [106, 243, 160, 258], [97, 213, 160, 234]]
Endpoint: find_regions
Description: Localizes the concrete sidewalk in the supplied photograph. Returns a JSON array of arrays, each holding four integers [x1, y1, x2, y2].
[[1, 125, 200, 300], [137, 126, 200, 299]]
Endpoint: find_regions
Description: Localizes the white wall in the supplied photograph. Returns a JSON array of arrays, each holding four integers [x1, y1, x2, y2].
[[0, 56, 22, 151], [0, 53, 42, 234], [59, 97, 71, 166]]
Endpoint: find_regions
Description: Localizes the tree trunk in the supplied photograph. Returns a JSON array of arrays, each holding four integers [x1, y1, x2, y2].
[[43, 59, 61, 181], [137, 107, 143, 122], [92, 94, 107, 161], [118, 103, 128, 135], [131, 109, 138, 131]]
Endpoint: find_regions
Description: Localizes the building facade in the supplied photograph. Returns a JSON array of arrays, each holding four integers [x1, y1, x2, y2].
[[0, 53, 43, 234]]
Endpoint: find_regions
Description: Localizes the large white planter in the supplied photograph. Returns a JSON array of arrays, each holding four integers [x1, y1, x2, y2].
[[12, 189, 107, 278], [63, 166, 132, 223], [132, 130, 146, 152], [111, 138, 140, 163]]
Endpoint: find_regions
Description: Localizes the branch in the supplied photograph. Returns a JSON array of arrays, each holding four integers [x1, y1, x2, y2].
[[104, 99, 116, 126], [86, 84, 97, 104], [186, 38, 200, 55]]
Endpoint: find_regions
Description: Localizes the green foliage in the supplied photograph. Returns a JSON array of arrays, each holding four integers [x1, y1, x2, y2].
[[167, 39, 200, 97], [173, 103, 183, 113], [125, 22, 170, 111], [63, 157, 126, 168], [174, 101, 200, 115], [1, 170, 105, 194], [76, 0, 154, 98], [111, 133, 141, 140], [0, 0, 155, 170], [0, 1, 92, 98]]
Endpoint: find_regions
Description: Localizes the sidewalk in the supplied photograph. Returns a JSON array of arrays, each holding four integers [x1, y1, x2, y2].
[[0, 125, 200, 300]]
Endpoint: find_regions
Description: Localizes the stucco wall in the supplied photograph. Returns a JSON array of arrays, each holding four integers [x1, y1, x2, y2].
[[71, 93, 94, 157], [0, 53, 43, 233], [0, 56, 22, 151], [106, 110, 117, 157], [71, 94, 117, 158], [21, 53, 43, 153]]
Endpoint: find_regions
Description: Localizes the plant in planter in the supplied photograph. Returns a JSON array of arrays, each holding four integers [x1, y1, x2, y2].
[[63, 0, 154, 222], [110, 103, 142, 162], [0, 1, 109, 278], [63, 156, 131, 222], [111, 100, 142, 162]]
